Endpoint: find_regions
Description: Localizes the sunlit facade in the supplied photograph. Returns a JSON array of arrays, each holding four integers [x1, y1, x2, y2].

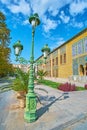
[[36, 28, 87, 78]]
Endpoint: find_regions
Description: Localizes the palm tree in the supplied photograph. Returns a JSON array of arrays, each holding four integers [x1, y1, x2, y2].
[[37, 69, 47, 80], [11, 68, 29, 93]]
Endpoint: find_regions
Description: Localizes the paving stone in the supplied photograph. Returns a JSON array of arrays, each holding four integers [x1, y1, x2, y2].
[[0, 82, 87, 130]]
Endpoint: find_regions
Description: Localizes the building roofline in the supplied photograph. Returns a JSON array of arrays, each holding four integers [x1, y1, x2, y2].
[[35, 28, 87, 60], [50, 28, 87, 54], [35, 55, 43, 62]]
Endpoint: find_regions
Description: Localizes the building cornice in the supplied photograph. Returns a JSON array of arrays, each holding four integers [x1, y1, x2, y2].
[[50, 28, 87, 54], [35, 28, 87, 60]]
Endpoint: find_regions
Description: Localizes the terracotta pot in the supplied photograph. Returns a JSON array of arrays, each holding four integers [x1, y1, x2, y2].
[[19, 98, 26, 108], [16, 91, 26, 99]]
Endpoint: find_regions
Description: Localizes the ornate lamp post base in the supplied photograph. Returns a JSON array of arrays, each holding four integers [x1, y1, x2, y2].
[[24, 92, 37, 122]]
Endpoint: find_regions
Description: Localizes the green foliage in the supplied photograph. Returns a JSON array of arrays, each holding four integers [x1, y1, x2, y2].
[[38, 79, 87, 91], [0, 45, 14, 77], [38, 79, 61, 89], [0, 11, 11, 46], [37, 70, 47, 80], [11, 68, 29, 92], [76, 86, 86, 91], [0, 11, 12, 77]]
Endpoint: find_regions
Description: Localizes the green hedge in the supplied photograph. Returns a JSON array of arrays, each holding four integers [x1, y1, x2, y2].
[[38, 79, 61, 89], [76, 86, 86, 91]]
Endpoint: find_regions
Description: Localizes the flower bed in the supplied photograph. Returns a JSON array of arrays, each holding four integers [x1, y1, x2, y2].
[[58, 82, 76, 92]]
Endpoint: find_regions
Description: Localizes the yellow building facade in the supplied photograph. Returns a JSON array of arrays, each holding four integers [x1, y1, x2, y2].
[[36, 28, 87, 78]]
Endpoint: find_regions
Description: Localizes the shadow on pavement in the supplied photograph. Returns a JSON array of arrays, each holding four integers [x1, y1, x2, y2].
[[37, 92, 69, 119], [0, 79, 12, 83]]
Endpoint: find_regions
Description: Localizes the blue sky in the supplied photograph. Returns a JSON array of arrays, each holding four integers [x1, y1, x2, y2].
[[0, 0, 87, 64]]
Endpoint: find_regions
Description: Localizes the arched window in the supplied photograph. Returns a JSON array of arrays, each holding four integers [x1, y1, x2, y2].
[[85, 63, 87, 75], [79, 65, 84, 76], [64, 53, 66, 63]]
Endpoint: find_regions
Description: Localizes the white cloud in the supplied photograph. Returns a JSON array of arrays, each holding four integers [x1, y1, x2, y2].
[[48, 7, 59, 16], [30, 0, 72, 32], [51, 37, 65, 50], [69, 0, 87, 16], [0, 0, 31, 16], [70, 18, 84, 28], [0, 0, 9, 4], [7, 0, 31, 15], [56, 37, 65, 46], [30, 0, 72, 17], [74, 22, 84, 28], [0, 0, 72, 32], [22, 19, 29, 25], [59, 11, 70, 23], [42, 16, 58, 33], [1, 0, 86, 32]]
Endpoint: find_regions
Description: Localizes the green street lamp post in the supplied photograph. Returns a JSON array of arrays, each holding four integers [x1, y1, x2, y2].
[[24, 13, 40, 122], [13, 13, 50, 123]]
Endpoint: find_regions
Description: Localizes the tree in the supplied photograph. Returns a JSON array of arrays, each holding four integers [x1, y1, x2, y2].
[[0, 11, 13, 77], [0, 11, 10, 46], [37, 69, 47, 80]]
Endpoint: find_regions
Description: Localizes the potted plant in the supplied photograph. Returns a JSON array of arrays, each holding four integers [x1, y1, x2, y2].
[[11, 68, 29, 108]]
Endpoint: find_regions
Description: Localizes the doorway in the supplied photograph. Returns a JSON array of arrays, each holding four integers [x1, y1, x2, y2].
[[79, 64, 84, 76], [85, 63, 87, 76]]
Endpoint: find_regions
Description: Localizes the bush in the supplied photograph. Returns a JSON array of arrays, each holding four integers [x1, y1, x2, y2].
[[58, 82, 76, 92], [84, 84, 87, 89]]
